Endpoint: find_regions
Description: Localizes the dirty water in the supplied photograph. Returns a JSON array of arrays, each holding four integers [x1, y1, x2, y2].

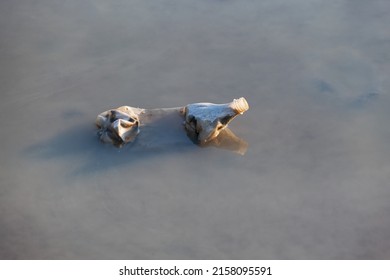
[[1, 0, 390, 259]]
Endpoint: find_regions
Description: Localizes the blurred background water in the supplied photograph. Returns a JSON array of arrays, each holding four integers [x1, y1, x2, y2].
[[1, 0, 390, 259]]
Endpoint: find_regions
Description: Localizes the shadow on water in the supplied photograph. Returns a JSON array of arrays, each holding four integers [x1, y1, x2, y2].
[[24, 121, 248, 177]]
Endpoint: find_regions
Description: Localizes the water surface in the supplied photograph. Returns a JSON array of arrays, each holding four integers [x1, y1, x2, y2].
[[1, 0, 390, 259]]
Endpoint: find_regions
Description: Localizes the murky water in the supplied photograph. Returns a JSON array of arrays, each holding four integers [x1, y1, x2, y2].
[[1, 0, 390, 259]]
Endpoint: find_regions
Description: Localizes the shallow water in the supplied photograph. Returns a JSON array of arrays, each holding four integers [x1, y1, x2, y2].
[[1, 0, 390, 259]]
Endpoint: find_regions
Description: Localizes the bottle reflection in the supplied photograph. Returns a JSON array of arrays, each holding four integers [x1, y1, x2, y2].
[[186, 127, 248, 155]]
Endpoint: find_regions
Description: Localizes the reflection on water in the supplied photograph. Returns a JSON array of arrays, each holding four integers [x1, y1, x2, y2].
[[197, 128, 248, 155], [1, 0, 390, 259]]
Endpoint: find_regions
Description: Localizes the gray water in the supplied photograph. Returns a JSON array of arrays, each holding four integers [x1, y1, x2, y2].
[[1, 0, 390, 259]]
